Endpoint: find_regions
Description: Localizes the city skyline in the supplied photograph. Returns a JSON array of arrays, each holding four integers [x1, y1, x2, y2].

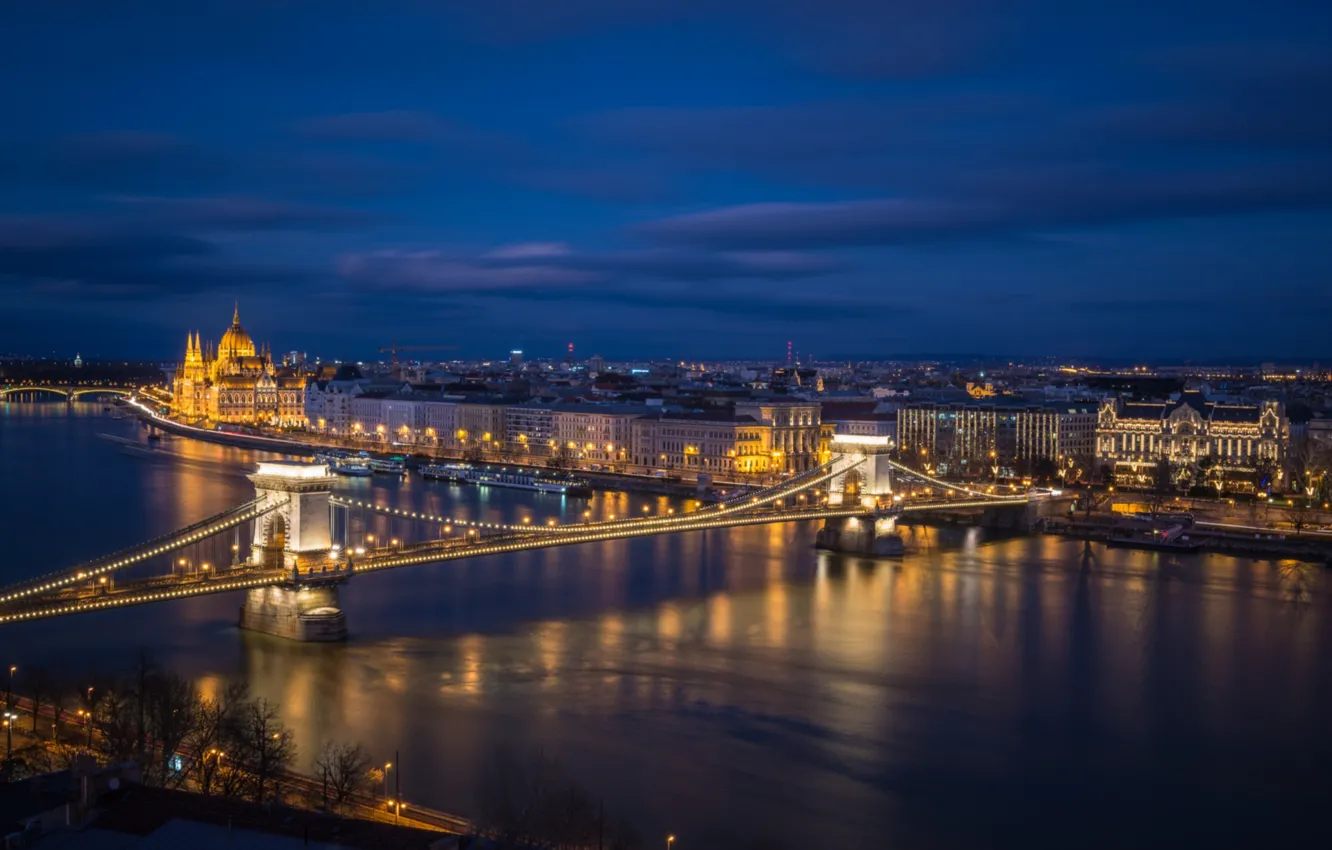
[[4, 2, 1332, 360]]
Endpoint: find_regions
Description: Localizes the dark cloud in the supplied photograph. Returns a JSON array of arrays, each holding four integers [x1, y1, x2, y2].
[[0, 218, 314, 300], [338, 243, 841, 294], [639, 161, 1332, 250], [335, 241, 853, 324], [473, 284, 876, 323], [2, 133, 232, 194], [113, 196, 380, 231]]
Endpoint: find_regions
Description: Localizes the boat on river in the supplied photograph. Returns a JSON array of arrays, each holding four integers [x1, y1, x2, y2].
[[454, 465, 592, 496], [329, 457, 373, 477], [1107, 524, 1203, 552], [421, 463, 471, 482], [369, 455, 407, 474]]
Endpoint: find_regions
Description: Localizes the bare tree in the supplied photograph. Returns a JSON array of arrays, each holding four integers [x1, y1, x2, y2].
[[96, 686, 139, 763], [1150, 457, 1176, 516], [1252, 458, 1278, 494], [145, 670, 198, 788], [26, 666, 50, 733], [228, 698, 295, 804], [49, 682, 71, 743], [184, 681, 249, 794], [314, 741, 372, 813]]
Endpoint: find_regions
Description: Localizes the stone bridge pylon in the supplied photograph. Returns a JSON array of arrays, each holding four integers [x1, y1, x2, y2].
[[240, 461, 348, 642], [817, 436, 906, 556]]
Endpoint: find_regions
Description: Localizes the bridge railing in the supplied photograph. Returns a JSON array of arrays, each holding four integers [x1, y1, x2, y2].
[[882, 457, 1029, 501], [0, 497, 286, 607]]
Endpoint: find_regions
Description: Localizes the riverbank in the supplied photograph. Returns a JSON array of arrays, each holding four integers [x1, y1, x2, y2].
[[124, 398, 731, 500], [1044, 515, 1332, 564]]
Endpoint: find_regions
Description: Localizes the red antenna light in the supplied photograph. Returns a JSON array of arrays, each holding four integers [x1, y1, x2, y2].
[[787, 341, 792, 364]]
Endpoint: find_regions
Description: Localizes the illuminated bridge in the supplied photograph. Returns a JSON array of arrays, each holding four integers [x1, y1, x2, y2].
[[0, 383, 137, 401], [0, 435, 1053, 640]]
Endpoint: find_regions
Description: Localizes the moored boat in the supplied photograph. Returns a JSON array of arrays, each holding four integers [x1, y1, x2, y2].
[[368, 455, 407, 474], [421, 463, 472, 482], [330, 458, 373, 477], [457, 465, 591, 495]]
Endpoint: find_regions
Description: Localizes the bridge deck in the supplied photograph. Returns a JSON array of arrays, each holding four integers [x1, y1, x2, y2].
[[0, 505, 871, 624]]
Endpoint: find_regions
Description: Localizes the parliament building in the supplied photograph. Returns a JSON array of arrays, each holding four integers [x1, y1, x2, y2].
[[171, 305, 306, 426]]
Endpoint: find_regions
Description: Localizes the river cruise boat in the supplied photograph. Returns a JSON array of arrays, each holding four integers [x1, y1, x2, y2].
[[329, 457, 372, 476], [459, 466, 592, 496], [421, 463, 472, 482], [367, 454, 407, 474], [1107, 524, 1203, 553]]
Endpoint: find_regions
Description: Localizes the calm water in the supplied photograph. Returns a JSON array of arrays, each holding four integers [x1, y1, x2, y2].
[[2, 403, 1330, 848]]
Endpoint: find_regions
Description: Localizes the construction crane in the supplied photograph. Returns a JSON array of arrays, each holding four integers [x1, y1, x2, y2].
[[377, 342, 459, 380]]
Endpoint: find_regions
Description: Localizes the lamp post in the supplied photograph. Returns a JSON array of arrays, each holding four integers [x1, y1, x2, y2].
[[383, 761, 392, 801], [667, 835, 676, 850], [3, 712, 15, 767], [5, 665, 14, 712]]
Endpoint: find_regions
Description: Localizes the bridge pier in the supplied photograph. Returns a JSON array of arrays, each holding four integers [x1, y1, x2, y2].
[[240, 460, 350, 641], [815, 514, 905, 556], [239, 582, 347, 642]]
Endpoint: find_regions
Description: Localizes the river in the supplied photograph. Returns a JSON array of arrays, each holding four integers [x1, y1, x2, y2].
[[2, 403, 1329, 849]]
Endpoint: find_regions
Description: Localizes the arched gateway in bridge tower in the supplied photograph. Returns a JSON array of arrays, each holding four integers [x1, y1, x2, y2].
[[239, 461, 348, 641], [818, 435, 906, 556], [826, 435, 897, 508]]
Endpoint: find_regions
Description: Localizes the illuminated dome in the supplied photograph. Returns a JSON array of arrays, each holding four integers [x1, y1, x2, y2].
[[219, 302, 256, 357]]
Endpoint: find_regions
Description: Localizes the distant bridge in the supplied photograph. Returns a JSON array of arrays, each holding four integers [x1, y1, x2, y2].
[[0, 417, 1053, 638], [0, 384, 136, 400]]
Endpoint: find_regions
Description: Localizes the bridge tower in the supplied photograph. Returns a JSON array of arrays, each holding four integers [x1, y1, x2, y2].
[[817, 435, 905, 556], [239, 461, 348, 641], [825, 435, 897, 508]]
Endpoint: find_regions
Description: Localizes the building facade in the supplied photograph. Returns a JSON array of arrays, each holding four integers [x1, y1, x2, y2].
[[552, 405, 643, 465], [172, 305, 306, 426], [897, 400, 1097, 477], [631, 411, 772, 476], [1096, 392, 1289, 490], [734, 400, 821, 472]]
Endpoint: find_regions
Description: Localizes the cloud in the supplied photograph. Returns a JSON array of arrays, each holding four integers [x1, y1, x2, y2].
[[639, 161, 1332, 250], [0, 218, 313, 300], [334, 241, 853, 324], [485, 242, 574, 260], [112, 195, 380, 231], [337, 251, 598, 291], [338, 243, 842, 294]]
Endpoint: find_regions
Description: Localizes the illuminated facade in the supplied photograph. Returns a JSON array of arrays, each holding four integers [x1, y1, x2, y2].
[[172, 305, 306, 426], [734, 400, 821, 472], [1095, 392, 1289, 490], [631, 411, 773, 475], [897, 401, 1097, 477]]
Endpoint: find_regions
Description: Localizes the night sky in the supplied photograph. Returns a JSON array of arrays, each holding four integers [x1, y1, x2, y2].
[[3, 1, 1330, 361]]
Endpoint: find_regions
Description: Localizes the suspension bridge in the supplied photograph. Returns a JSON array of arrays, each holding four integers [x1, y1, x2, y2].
[[0, 435, 1059, 640]]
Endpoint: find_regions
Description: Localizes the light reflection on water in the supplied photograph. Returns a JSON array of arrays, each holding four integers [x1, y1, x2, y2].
[[2, 404, 1331, 848]]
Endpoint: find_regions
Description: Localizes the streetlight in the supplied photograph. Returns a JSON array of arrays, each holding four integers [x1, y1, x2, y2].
[[667, 835, 676, 850], [383, 762, 393, 800], [3, 712, 15, 765], [5, 666, 15, 712]]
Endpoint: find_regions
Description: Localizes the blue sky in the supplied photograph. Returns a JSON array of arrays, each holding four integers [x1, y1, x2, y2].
[[2, 1, 1330, 361]]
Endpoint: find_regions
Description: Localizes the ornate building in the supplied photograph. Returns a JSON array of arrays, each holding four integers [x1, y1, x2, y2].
[[1095, 392, 1288, 491], [172, 305, 307, 426]]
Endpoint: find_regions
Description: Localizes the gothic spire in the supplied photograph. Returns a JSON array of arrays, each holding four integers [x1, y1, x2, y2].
[[233, 300, 240, 326]]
